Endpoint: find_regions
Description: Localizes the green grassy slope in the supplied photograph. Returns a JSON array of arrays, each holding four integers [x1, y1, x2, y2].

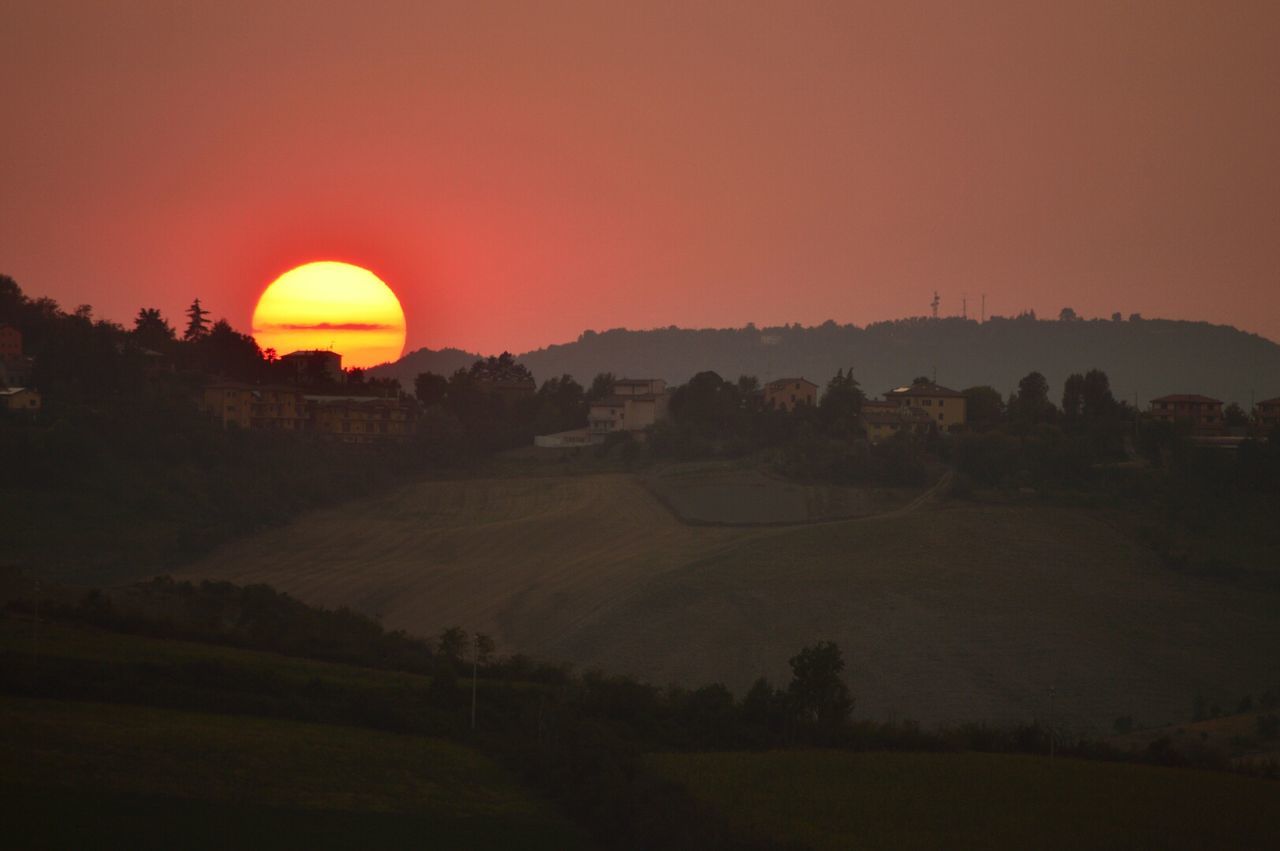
[[2, 696, 588, 850], [649, 750, 1280, 851]]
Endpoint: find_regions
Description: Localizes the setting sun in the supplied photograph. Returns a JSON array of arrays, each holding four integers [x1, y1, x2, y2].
[[251, 261, 407, 368]]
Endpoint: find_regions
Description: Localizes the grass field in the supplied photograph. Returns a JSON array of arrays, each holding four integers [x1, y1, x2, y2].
[[180, 472, 1280, 732], [644, 461, 919, 524], [648, 750, 1280, 850], [1, 696, 587, 850]]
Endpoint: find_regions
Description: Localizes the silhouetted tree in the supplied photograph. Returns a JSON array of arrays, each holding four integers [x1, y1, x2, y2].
[[183, 298, 210, 341], [587, 372, 616, 401], [132, 307, 174, 350], [787, 641, 853, 736], [1059, 307, 1079, 321], [1010, 371, 1055, 425], [438, 626, 468, 662], [1062, 373, 1085, 422], [819, 368, 864, 428], [1224, 403, 1249, 428], [414, 371, 449, 406], [1080, 369, 1118, 421], [962, 385, 1005, 430]]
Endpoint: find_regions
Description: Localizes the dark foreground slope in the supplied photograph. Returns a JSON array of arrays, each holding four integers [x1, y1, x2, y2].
[[650, 750, 1280, 851], [374, 315, 1280, 403]]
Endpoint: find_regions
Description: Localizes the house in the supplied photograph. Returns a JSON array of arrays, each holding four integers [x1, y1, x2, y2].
[[0, 325, 21, 357], [280, 350, 343, 382], [588, 378, 668, 437], [862, 403, 934, 444], [0, 325, 33, 387], [884, 382, 967, 429], [1149, 394, 1224, 436], [198, 384, 309, 431], [1254, 397, 1280, 431], [305, 394, 415, 444], [0, 387, 41, 414], [199, 382, 414, 442], [763, 377, 817, 412]]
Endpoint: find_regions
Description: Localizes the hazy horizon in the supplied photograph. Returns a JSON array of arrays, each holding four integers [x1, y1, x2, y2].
[[4, 2, 1279, 355]]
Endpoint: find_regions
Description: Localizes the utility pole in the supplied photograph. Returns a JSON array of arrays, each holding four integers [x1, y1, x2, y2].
[[470, 636, 479, 731], [961, 293, 967, 320], [981, 293, 986, 323], [1048, 685, 1056, 759], [930, 291, 940, 319]]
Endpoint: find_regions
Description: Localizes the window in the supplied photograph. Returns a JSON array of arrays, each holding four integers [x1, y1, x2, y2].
[[939, 399, 945, 406], [923, 399, 932, 406], [939, 413, 944, 421]]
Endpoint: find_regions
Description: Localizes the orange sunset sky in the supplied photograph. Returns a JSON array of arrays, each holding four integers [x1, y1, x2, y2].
[[2, 1, 1278, 359]]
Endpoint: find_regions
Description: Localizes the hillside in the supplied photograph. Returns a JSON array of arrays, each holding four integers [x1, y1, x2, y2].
[[649, 750, 1280, 851], [179, 472, 1280, 733], [371, 315, 1280, 404], [3, 698, 584, 851]]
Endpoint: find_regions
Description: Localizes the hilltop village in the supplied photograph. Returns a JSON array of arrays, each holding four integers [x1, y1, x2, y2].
[[3, 291, 1279, 451]]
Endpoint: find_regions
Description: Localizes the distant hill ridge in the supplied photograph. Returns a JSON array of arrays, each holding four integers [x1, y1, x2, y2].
[[371, 316, 1280, 405]]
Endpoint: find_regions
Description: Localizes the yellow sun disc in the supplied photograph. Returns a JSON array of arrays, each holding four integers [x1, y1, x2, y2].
[[252, 261, 407, 369]]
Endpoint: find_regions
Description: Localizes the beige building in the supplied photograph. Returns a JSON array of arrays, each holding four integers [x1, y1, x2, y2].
[[588, 378, 669, 437], [0, 325, 21, 357], [306, 394, 415, 443], [884, 382, 967, 429], [1256, 397, 1280, 431], [1149, 394, 1224, 436], [199, 384, 309, 431], [862, 399, 934, 443], [199, 383, 413, 442], [763, 377, 817, 412], [0, 386, 41, 414]]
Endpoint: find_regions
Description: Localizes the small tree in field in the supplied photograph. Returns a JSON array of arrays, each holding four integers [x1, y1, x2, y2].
[[787, 641, 853, 736]]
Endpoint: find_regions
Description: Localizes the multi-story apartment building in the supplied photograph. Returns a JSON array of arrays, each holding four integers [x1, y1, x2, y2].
[[1149, 394, 1224, 436], [199, 383, 413, 441], [305, 394, 415, 443], [199, 384, 310, 431], [1253, 397, 1280, 431]]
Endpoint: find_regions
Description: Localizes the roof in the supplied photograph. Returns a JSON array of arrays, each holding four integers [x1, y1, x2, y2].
[[305, 394, 404, 404], [885, 382, 964, 398], [863, 406, 933, 425], [1150, 394, 1222, 404], [614, 378, 664, 386], [765, 377, 817, 390], [590, 394, 660, 408], [0, 386, 35, 397], [1253, 397, 1280, 407], [281, 349, 342, 358]]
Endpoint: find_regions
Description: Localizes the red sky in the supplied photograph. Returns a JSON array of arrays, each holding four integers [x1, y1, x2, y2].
[[2, 1, 1278, 357]]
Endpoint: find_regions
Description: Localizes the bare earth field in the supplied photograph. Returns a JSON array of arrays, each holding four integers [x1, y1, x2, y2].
[[644, 461, 918, 524], [180, 473, 1280, 733]]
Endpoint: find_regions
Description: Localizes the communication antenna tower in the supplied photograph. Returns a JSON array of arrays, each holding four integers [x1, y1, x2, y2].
[[981, 293, 987, 323], [930, 291, 940, 319], [962, 293, 968, 320]]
